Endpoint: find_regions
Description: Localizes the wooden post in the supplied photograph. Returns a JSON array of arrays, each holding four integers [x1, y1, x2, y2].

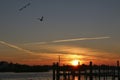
[[78, 62, 81, 80], [68, 71, 70, 80], [71, 70, 75, 80], [56, 62, 60, 80], [89, 61, 93, 80], [98, 65, 101, 80], [117, 61, 120, 80], [106, 65, 109, 80], [63, 70, 66, 80], [112, 66, 115, 80], [84, 69, 87, 80], [103, 65, 106, 80], [103, 66, 105, 80], [94, 69, 97, 80], [53, 63, 56, 80]]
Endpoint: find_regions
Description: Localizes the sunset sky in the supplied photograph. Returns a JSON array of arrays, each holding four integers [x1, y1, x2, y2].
[[0, 0, 120, 65]]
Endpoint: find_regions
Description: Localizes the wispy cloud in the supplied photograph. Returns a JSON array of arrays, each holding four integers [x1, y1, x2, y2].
[[25, 36, 110, 45], [0, 40, 35, 55]]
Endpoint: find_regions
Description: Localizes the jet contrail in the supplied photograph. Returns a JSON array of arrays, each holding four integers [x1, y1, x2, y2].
[[19, 2, 31, 11], [0, 40, 35, 54], [25, 36, 110, 45], [52, 36, 110, 43]]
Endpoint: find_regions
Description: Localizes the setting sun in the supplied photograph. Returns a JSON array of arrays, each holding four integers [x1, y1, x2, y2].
[[71, 59, 79, 66]]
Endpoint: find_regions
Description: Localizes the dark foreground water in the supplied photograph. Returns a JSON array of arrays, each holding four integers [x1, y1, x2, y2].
[[0, 71, 52, 80], [0, 71, 119, 80]]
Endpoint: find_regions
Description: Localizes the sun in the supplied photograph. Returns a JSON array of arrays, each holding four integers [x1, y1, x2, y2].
[[71, 59, 79, 66]]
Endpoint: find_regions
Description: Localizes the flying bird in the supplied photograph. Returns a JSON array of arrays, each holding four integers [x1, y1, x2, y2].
[[19, 2, 31, 11], [37, 16, 44, 21]]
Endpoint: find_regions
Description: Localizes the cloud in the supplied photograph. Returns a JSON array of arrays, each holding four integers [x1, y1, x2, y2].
[[25, 36, 110, 45], [24, 43, 114, 59], [0, 40, 35, 55]]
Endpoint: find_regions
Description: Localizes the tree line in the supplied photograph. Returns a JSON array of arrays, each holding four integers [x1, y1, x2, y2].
[[0, 61, 52, 72]]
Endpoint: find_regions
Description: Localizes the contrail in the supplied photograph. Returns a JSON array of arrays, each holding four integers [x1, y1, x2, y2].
[[19, 2, 31, 11], [52, 36, 110, 43], [25, 36, 110, 45], [0, 40, 35, 54]]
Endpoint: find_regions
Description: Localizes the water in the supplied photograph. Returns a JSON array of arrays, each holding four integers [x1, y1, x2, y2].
[[0, 71, 118, 80], [0, 71, 52, 80]]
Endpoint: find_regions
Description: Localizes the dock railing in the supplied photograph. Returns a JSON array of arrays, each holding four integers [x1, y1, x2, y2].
[[53, 61, 120, 80]]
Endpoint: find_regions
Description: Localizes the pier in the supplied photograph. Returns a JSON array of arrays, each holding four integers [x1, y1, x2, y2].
[[52, 61, 120, 80]]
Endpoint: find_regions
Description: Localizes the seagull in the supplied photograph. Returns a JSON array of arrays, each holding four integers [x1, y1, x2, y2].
[[37, 16, 44, 21]]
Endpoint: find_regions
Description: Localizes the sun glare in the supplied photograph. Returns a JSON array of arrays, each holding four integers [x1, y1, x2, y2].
[[71, 59, 79, 66]]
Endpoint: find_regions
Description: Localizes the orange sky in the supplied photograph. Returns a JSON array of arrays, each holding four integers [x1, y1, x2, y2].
[[0, 40, 120, 66]]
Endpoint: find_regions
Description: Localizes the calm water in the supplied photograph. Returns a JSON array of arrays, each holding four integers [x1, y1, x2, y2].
[[0, 71, 118, 80], [0, 71, 52, 80]]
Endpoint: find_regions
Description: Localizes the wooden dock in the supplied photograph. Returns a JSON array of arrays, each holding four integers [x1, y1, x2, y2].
[[52, 61, 120, 80]]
